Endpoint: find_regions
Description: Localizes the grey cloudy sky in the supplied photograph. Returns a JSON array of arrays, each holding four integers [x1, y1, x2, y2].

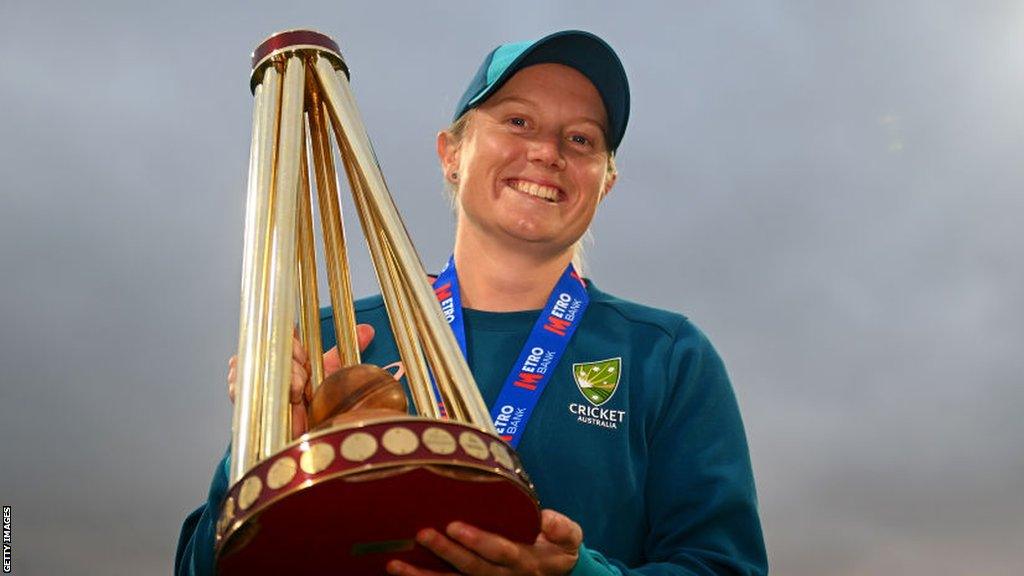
[[1, 1, 1022, 574]]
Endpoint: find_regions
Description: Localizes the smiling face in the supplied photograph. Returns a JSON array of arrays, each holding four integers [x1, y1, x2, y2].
[[438, 63, 617, 261]]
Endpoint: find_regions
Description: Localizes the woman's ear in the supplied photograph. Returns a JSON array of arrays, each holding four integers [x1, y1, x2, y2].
[[436, 130, 460, 183], [600, 170, 617, 202]]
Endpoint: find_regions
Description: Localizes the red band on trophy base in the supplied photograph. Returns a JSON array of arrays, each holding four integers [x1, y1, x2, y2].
[[215, 419, 541, 575]]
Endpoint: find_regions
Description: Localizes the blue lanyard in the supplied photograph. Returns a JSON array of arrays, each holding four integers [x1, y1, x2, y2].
[[432, 255, 590, 447]]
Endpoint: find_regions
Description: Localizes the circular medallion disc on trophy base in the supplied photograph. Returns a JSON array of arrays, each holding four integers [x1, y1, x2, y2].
[[215, 417, 540, 575]]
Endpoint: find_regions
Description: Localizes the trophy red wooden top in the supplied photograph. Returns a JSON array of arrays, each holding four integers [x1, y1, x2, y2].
[[251, 29, 341, 69]]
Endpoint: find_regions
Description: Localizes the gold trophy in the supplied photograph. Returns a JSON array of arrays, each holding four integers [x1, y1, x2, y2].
[[215, 30, 539, 574]]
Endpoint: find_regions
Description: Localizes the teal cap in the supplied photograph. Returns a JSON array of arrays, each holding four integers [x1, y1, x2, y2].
[[453, 30, 630, 152]]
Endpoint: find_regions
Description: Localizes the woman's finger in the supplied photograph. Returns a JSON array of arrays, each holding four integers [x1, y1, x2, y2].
[[292, 334, 309, 367], [290, 402, 307, 438], [323, 346, 342, 375], [227, 355, 238, 402], [539, 509, 583, 550], [322, 324, 376, 376], [444, 522, 520, 567], [385, 559, 457, 576], [415, 528, 492, 576], [357, 323, 375, 352], [291, 361, 308, 403]]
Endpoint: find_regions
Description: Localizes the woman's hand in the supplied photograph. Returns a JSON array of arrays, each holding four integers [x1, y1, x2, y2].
[[385, 509, 584, 576], [226, 324, 376, 437]]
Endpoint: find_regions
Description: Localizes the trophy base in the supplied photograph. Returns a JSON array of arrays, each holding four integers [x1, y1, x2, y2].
[[215, 417, 540, 575]]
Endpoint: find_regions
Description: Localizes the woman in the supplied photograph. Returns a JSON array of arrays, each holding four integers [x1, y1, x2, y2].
[[178, 30, 767, 576]]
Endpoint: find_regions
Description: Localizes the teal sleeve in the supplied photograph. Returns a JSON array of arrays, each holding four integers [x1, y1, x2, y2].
[[570, 544, 624, 575], [629, 326, 767, 574], [174, 450, 230, 576]]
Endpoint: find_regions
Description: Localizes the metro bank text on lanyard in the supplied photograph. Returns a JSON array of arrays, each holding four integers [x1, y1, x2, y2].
[[432, 256, 589, 448]]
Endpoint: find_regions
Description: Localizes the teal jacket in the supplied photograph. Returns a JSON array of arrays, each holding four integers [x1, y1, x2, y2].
[[175, 283, 767, 575]]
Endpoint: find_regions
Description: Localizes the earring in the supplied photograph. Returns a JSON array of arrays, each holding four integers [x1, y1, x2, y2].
[[451, 172, 458, 181]]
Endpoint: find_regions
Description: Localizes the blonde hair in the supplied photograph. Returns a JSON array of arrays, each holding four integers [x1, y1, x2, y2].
[[442, 112, 617, 276]]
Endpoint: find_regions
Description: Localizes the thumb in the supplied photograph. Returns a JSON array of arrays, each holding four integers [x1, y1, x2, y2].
[[322, 324, 375, 375], [323, 346, 342, 375], [539, 509, 583, 550], [356, 323, 375, 352]]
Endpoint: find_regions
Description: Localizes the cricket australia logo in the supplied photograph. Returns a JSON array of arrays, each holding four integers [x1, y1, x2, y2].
[[568, 357, 626, 429]]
